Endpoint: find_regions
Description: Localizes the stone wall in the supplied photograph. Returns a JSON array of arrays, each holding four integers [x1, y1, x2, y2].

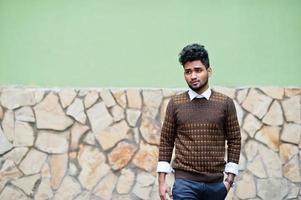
[[0, 87, 300, 200]]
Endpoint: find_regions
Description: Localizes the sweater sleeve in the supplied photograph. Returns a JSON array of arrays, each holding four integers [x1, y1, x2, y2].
[[225, 98, 241, 164], [158, 98, 176, 163]]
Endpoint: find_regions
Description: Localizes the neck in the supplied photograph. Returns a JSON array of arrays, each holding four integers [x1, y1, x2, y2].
[[194, 84, 209, 95]]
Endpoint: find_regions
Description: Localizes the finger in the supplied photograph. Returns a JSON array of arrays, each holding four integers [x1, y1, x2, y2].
[[167, 186, 173, 199], [168, 191, 173, 199], [167, 186, 171, 194], [160, 193, 166, 200], [224, 182, 230, 191]]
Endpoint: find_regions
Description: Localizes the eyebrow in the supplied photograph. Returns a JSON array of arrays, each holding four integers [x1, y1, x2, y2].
[[185, 66, 202, 70]]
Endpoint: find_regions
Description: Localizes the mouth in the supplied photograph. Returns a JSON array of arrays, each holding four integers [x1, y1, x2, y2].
[[190, 81, 200, 85]]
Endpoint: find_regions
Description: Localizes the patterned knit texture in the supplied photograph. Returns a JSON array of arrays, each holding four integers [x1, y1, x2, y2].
[[159, 91, 241, 175]]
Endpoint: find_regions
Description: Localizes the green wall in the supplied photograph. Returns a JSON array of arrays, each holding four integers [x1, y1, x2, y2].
[[0, 0, 300, 87]]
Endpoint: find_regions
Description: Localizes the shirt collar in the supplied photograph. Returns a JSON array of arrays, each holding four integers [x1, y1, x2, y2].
[[188, 87, 212, 101]]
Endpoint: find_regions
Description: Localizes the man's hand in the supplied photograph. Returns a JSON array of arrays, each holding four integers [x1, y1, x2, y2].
[[224, 173, 235, 192], [158, 172, 173, 200], [223, 181, 231, 192], [159, 182, 172, 200]]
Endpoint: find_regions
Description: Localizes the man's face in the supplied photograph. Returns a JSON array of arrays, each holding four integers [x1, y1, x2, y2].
[[184, 60, 212, 93]]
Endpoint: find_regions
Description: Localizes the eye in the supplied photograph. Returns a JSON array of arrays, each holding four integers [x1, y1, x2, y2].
[[194, 68, 202, 73], [185, 70, 191, 75]]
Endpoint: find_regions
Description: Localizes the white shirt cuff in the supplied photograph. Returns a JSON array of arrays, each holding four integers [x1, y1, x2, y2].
[[156, 161, 174, 174], [224, 162, 239, 176]]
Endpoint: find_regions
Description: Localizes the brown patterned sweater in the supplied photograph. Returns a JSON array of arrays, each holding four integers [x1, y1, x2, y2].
[[158, 91, 241, 182]]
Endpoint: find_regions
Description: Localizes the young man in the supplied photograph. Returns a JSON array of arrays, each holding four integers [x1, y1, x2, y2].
[[157, 44, 241, 200]]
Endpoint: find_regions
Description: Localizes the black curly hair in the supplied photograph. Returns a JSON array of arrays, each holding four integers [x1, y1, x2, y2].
[[179, 43, 210, 68]]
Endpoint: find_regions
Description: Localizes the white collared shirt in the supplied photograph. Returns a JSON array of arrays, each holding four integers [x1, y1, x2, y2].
[[157, 87, 239, 176], [188, 87, 212, 101]]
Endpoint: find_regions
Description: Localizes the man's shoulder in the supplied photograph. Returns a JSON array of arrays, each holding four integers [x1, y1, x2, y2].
[[170, 91, 190, 105], [211, 90, 233, 103]]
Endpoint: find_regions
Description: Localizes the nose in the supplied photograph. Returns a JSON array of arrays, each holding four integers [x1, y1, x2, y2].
[[191, 71, 197, 79]]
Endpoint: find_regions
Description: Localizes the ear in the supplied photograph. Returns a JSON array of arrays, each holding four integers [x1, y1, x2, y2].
[[207, 67, 212, 77]]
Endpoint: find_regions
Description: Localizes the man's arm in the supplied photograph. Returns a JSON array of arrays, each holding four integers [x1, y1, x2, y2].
[[157, 99, 177, 200], [224, 98, 241, 189], [158, 172, 172, 200]]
